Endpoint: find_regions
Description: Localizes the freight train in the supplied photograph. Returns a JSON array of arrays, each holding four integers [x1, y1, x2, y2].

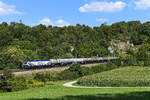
[[22, 57, 117, 69]]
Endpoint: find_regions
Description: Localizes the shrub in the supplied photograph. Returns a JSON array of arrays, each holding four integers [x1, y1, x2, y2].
[[28, 79, 44, 87], [68, 63, 82, 76], [111, 58, 121, 66], [34, 72, 52, 83], [0, 69, 15, 92], [120, 55, 137, 66], [11, 77, 29, 91], [55, 62, 119, 80], [56, 70, 80, 80], [56, 63, 87, 80], [91, 64, 107, 73], [0, 69, 45, 92], [106, 62, 118, 70], [81, 67, 93, 76], [0, 70, 30, 92]]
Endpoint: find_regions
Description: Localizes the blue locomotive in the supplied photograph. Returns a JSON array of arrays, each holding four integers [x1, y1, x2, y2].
[[22, 57, 117, 69]]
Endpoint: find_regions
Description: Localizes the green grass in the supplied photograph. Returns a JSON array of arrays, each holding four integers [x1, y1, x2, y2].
[[1, 81, 150, 100], [1, 66, 150, 100], [77, 66, 150, 87]]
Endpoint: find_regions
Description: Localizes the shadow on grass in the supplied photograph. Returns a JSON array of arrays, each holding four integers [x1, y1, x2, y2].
[[26, 91, 150, 100]]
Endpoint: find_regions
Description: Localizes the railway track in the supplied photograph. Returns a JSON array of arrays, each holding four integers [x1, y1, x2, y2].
[[13, 63, 102, 75]]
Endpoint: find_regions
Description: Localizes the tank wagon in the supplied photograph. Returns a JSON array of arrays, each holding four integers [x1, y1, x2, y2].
[[22, 57, 117, 69]]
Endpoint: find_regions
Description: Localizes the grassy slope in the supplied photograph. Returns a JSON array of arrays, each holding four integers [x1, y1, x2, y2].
[[1, 67, 150, 100], [77, 67, 150, 87], [0, 81, 150, 100]]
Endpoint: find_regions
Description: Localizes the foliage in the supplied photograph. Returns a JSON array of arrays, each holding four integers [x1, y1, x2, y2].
[[0, 21, 150, 69], [11, 76, 29, 91], [0, 69, 44, 92], [68, 63, 82, 76], [34, 72, 52, 82], [80, 67, 93, 76], [120, 43, 150, 66], [0, 46, 27, 69], [55, 63, 119, 80], [0, 69, 15, 92], [90, 63, 118, 74], [56, 70, 80, 80], [28, 79, 44, 87], [56, 63, 82, 80]]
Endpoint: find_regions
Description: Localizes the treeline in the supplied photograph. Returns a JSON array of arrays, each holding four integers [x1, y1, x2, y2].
[[0, 21, 150, 69]]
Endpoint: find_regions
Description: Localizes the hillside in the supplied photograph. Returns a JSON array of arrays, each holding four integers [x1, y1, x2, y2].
[[0, 21, 150, 69], [77, 67, 150, 87]]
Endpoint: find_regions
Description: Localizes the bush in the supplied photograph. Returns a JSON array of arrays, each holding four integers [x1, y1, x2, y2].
[[28, 79, 44, 87], [56, 70, 80, 80], [34, 72, 52, 83], [0, 69, 45, 92], [11, 77, 29, 91], [68, 63, 82, 76], [91, 65, 105, 73], [121, 55, 137, 66], [90, 63, 114, 73], [55, 62, 119, 80], [81, 67, 93, 76], [106, 62, 118, 70], [0, 69, 15, 92], [111, 58, 121, 66], [56, 63, 82, 80]]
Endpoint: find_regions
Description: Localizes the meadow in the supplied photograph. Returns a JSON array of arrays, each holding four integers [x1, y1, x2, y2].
[[1, 81, 150, 100], [77, 67, 150, 87], [0, 66, 150, 100]]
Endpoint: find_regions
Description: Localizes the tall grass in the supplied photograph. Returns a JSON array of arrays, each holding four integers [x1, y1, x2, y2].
[[77, 67, 150, 87]]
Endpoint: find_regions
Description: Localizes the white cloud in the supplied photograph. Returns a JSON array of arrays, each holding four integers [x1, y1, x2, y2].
[[79, 1, 126, 12], [55, 19, 70, 27], [39, 18, 53, 26], [96, 18, 109, 23], [0, 1, 21, 15], [134, 0, 150, 9], [39, 18, 70, 27]]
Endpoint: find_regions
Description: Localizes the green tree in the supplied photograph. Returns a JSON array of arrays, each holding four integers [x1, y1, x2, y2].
[[0, 46, 27, 69], [0, 69, 15, 92]]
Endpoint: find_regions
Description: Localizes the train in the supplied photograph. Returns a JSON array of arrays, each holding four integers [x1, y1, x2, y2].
[[22, 57, 117, 69]]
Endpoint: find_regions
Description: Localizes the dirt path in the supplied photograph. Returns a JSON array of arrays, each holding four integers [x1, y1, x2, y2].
[[63, 81, 150, 88]]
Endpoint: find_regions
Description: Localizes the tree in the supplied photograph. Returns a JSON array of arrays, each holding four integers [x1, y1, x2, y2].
[[131, 31, 142, 45], [0, 46, 27, 69], [0, 69, 15, 92]]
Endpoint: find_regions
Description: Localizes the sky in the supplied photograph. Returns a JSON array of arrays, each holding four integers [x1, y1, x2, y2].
[[0, 0, 150, 26]]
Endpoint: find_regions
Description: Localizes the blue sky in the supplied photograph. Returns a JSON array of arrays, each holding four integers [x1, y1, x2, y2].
[[0, 0, 150, 26]]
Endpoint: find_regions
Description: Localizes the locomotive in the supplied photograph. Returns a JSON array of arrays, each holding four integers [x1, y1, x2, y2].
[[22, 57, 117, 69]]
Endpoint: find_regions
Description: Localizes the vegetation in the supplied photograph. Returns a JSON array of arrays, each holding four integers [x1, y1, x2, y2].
[[0, 63, 118, 92], [34, 72, 53, 83], [77, 67, 150, 87], [1, 80, 150, 100], [0, 21, 150, 69], [0, 20, 150, 99], [37, 63, 119, 81], [0, 69, 44, 92], [56, 63, 82, 80]]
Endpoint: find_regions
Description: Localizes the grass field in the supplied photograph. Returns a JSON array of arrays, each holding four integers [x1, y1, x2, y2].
[[77, 66, 150, 87], [1, 66, 150, 100], [1, 81, 150, 100]]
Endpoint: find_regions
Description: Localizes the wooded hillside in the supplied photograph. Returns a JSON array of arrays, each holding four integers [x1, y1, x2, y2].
[[0, 21, 150, 69]]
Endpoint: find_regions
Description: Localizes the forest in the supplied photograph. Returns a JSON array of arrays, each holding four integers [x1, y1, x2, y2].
[[0, 21, 150, 69]]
